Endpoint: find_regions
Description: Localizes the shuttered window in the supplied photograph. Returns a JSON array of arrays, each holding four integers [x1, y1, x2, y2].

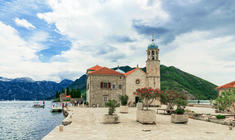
[[100, 82, 103, 88], [100, 82, 111, 89]]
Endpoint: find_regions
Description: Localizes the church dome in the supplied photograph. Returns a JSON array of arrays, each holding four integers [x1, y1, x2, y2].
[[148, 43, 158, 49], [115, 68, 125, 74]]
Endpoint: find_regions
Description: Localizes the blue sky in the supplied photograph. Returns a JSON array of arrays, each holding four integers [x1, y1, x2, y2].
[[0, 0, 71, 62], [0, 0, 234, 85]]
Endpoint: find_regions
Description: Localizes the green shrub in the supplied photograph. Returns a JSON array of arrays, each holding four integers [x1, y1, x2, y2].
[[174, 98, 187, 109], [216, 114, 225, 119], [174, 108, 185, 114], [119, 95, 129, 106], [84, 102, 89, 106], [105, 99, 120, 115]]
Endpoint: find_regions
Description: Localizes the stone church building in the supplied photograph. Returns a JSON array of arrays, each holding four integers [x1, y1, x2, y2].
[[86, 37, 160, 107]]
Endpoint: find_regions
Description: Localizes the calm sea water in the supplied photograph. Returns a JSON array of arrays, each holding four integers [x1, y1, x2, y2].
[[188, 100, 210, 104], [0, 101, 64, 140]]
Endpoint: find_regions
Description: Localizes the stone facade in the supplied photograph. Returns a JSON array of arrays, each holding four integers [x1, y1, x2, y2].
[[87, 74, 125, 107], [86, 37, 160, 107], [217, 88, 235, 96], [146, 48, 160, 89], [125, 68, 146, 106]]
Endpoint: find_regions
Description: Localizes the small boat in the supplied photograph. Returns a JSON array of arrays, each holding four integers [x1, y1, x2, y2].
[[51, 104, 63, 112], [33, 103, 45, 108]]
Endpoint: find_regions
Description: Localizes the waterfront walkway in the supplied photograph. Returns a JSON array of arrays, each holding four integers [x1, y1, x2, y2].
[[43, 107, 235, 140]]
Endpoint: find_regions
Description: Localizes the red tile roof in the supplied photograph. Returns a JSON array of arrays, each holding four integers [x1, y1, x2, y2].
[[89, 67, 125, 76], [125, 68, 138, 76], [87, 65, 103, 71], [65, 95, 71, 98], [216, 81, 235, 89]]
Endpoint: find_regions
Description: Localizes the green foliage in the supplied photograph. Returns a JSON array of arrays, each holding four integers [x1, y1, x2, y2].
[[174, 108, 185, 115], [112, 66, 134, 73], [67, 89, 81, 98], [81, 89, 86, 101], [55, 91, 60, 98], [216, 114, 225, 119], [119, 95, 129, 106], [113, 65, 218, 100], [215, 90, 235, 111], [105, 99, 120, 115], [84, 102, 89, 106], [61, 88, 65, 93], [159, 65, 218, 100], [174, 98, 187, 109]]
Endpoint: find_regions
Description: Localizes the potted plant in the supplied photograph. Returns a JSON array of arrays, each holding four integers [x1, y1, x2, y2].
[[171, 98, 188, 124], [119, 95, 129, 113], [103, 99, 120, 124], [135, 87, 161, 124]]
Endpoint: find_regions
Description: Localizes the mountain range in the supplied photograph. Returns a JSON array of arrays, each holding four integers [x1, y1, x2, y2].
[[0, 64, 218, 100], [0, 77, 73, 100]]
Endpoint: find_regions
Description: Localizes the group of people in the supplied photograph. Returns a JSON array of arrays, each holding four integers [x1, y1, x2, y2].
[[73, 100, 83, 106]]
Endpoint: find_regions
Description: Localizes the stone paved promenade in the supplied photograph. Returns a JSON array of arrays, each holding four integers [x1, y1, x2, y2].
[[43, 107, 235, 140]]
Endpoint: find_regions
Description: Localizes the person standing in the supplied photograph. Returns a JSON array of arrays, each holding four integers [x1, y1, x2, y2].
[[197, 100, 200, 104]]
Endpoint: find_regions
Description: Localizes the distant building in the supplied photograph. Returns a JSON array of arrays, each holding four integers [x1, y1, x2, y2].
[[216, 81, 235, 96], [60, 89, 71, 101], [86, 36, 160, 107]]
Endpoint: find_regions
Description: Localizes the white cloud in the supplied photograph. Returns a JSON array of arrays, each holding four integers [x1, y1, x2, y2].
[[161, 31, 235, 85], [0, 0, 234, 86], [0, 21, 74, 82], [15, 18, 36, 29], [36, 0, 168, 76], [36, 0, 235, 85]]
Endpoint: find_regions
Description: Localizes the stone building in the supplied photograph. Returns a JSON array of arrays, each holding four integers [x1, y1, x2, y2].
[[86, 37, 160, 107]]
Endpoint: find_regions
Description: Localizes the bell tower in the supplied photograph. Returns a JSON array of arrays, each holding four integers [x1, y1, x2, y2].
[[146, 34, 160, 89]]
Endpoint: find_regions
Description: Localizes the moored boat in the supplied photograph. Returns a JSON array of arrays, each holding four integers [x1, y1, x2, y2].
[[33, 104, 45, 108], [51, 104, 62, 112]]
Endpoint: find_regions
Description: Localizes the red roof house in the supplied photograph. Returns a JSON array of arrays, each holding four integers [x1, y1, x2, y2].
[[125, 68, 138, 76], [216, 81, 235, 89], [89, 67, 125, 76], [216, 81, 235, 96], [87, 65, 103, 71]]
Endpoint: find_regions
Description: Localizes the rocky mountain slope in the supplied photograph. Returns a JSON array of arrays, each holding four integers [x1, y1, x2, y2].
[[0, 77, 73, 100]]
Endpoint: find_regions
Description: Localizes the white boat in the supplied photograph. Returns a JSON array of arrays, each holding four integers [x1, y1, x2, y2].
[[33, 103, 45, 108], [51, 105, 62, 112]]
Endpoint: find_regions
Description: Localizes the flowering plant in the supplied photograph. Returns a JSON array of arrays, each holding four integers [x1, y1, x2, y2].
[[160, 90, 187, 114], [135, 87, 162, 110]]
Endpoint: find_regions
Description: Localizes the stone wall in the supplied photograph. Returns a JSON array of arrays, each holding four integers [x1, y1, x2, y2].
[[146, 59, 160, 89], [87, 74, 126, 107], [126, 69, 146, 106], [218, 88, 235, 96]]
